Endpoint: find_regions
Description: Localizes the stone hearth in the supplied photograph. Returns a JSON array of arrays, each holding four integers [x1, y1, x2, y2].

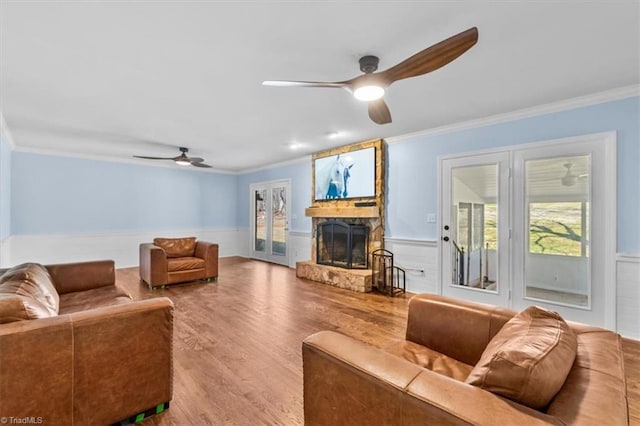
[[296, 261, 372, 292], [296, 138, 384, 293]]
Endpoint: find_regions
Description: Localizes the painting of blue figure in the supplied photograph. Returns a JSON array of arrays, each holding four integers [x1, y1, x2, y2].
[[314, 147, 375, 201]]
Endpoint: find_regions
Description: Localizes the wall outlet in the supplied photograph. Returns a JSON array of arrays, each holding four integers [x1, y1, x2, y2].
[[426, 213, 437, 223]]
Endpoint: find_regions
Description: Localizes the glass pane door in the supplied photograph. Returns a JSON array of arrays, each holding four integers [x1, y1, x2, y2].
[[254, 189, 266, 252], [250, 180, 290, 266], [512, 133, 615, 329], [524, 155, 591, 308], [271, 186, 287, 256], [441, 152, 510, 306]]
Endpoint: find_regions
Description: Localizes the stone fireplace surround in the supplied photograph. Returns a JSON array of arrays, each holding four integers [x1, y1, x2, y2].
[[295, 139, 384, 293]]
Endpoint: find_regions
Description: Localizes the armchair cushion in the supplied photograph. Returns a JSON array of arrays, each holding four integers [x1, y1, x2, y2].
[[0, 263, 59, 316], [465, 305, 577, 409], [153, 237, 196, 258], [167, 257, 206, 272]]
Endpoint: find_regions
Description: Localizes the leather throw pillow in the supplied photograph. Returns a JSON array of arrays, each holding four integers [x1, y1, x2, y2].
[[0, 294, 53, 323], [465, 305, 577, 410], [0, 263, 60, 316]]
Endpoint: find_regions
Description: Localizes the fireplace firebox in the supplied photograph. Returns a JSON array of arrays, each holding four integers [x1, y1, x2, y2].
[[317, 220, 369, 269]]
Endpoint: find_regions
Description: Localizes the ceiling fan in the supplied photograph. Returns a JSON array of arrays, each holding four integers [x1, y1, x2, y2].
[[263, 27, 478, 125], [133, 147, 212, 168], [560, 163, 588, 187]]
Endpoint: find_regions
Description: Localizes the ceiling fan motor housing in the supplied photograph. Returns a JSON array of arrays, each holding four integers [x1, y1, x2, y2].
[[359, 55, 379, 74]]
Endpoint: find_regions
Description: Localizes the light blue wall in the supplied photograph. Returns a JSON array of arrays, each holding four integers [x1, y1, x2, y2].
[[7, 96, 639, 256], [0, 136, 11, 240], [386, 96, 640, 253], [11, 152, 238, 234], [236, 160, 311, 233]]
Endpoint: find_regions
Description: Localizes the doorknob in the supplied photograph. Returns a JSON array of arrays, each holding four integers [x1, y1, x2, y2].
[[444, 225, 450, 230], [442, 236, 450, 242]]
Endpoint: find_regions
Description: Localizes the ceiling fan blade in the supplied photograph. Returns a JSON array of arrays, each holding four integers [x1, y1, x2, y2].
[[133, 155, 174, 160], [191, 162, 212, 168], [380, 27, 478, 84], [262, 80, 348, 88], [368, 99, 392, 125], [189, 157, 205, 163]]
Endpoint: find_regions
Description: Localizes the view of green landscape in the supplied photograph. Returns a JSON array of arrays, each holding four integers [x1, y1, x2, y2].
[[529, 202, 585, 256], [482, 202, 585, 256]]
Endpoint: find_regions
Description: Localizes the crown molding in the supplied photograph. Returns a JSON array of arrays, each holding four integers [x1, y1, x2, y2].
[[240, 154, 311, 174], [11, 145, 237, 174], [386, 84, 640, 145]]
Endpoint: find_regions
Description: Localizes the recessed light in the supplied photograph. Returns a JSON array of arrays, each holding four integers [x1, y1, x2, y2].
[[327, 131, 341, 139], [289, 142, 303, 150]]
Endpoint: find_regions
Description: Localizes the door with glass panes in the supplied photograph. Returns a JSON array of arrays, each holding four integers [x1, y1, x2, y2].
[[440, 133, 616, 328], [250, 180, 291, 266]]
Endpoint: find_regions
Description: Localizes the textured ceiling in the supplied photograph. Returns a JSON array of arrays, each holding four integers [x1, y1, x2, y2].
[[1, 1, 638, 172]]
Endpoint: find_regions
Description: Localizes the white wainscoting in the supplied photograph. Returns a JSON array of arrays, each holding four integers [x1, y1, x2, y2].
[[0, 236, 10, 267], [4, 229, 638, 339], [383, 237, 439, 294], [616, 254, 640, 339], [1, 228, 247, 269], [288, 231, 312, 268], [383, 238, 640, 339]]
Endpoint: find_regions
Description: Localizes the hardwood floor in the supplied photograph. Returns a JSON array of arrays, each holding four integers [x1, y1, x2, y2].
[[116, 257, 640, 425]]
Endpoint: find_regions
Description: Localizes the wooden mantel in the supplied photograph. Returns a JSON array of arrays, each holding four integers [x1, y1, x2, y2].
[[305, 206, 379, 218]]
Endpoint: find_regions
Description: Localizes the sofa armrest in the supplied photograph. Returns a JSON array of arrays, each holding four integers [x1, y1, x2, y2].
[[195, 241, 219, 279], [46, 259, 116, 294], [0, 298, 174, 425], [139, 243, 168, 286], [303, 331, 561, 426]]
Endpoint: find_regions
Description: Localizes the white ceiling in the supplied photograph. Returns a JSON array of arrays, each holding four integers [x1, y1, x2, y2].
[[1, 1, 638, 172]]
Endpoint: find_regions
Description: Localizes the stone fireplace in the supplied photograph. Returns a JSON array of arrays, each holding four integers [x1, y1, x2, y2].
[[317, 220, 369, 269], [295, 138, 385, 292]]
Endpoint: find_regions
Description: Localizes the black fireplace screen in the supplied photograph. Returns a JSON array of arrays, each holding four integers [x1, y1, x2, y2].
[[317, 220, 369, 269]]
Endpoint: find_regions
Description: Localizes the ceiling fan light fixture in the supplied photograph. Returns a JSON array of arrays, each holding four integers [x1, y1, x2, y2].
[[353, 85, 385, 102], [175, 158, 191, 166]]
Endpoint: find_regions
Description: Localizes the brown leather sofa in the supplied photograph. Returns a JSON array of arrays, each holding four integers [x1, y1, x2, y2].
[[303, 294, 628, 425], [139, 237, 219, 289], [0, 260, 174, 425]]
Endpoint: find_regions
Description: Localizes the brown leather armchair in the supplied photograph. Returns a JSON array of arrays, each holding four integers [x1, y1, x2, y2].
[[139, 237, 219, 289]]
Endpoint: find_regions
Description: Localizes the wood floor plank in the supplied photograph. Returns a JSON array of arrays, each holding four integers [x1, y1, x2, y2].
[[116, 258, 640, 425]]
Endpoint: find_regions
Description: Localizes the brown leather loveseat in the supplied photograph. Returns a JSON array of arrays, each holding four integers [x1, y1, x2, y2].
[[0, 260, 174, 425], [139, 237, 219, 289], [303, 294, 628, 425]]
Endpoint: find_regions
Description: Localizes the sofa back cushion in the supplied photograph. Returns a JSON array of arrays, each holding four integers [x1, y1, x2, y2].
[[465, 305, 577, 410], [0, 294, 53, 323], [0, 263, 60, 316], [153, 237, 197, 258]]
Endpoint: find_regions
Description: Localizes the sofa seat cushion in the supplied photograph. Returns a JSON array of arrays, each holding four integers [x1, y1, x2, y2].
[[0, 294, 53, 323], [0, 263, 59, 315], [385, 340, 473, 381], [167, 257, 205, 272], [465, 305, 577, 410], [58, 285, 132, 315], [153, 237, 197, 258]]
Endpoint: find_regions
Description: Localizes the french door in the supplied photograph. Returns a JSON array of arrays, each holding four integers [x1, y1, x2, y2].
[[249, 180, 291, 266], [440, 152, 511, 307], [440, 133, 616, 328]]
